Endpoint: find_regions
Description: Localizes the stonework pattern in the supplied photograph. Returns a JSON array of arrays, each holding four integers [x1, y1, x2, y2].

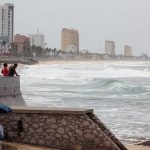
[[0, 110, 126, 150]]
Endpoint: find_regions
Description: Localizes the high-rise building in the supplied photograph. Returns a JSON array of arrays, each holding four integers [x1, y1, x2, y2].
[[124, 45, 132, 57], [61, 28, 79, 53], [0, 3, 14, 52], [105, 40, 115, 56], [29, 34, 45, 49]]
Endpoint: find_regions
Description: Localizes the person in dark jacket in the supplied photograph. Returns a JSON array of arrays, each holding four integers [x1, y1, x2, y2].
[[8, 63, 19, 77]]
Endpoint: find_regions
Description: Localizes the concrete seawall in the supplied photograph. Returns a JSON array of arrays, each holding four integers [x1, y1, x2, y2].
[[0, 107, 127, 150], [0, 76, 26, 106]]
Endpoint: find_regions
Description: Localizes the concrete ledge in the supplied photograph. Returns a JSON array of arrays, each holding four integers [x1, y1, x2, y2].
[[0, 95, 26, 106], [0, 76, 20, 96], [11, 106, 93, 115]]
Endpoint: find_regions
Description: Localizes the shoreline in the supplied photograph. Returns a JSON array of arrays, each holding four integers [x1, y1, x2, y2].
[[0, 57, 38, 65], [1, 58, 150, 66], [127, 145, 150, 150], [38, 59, 150, 65], [39, 58, 150, 62]]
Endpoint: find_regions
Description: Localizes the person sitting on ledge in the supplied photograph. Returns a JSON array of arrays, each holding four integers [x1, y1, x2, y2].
[[8, 63, 20, 77], [1, 63, 9, 77]]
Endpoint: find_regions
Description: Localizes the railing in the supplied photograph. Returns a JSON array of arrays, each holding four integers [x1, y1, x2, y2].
[[0, 76, 21, 96]]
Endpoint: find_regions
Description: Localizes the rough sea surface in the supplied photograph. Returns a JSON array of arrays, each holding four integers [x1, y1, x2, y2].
[[19, 61, 150, 144]]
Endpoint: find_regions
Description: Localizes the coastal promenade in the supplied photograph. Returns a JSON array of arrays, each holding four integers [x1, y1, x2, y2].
[[0, 57, 38, 65]]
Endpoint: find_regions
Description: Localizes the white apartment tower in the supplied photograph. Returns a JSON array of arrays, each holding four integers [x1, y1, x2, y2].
[[0, 3, 14, 51], [29, 34, 45, 49], [105, 40, 115, 56]]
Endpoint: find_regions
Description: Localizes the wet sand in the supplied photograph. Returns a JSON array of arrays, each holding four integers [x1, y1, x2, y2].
[[127, 145, 150, 150]]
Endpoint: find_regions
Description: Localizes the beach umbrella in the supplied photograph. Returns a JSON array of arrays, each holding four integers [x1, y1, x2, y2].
[[0, 103, 12, 114]]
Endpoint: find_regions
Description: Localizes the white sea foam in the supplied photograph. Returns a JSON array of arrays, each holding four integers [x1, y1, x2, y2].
[[20, 61, 150, 143], [22, 61, 150, 82]]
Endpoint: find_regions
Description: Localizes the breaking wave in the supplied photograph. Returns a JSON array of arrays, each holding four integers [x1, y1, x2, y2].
[[20, 61, 150, 143]]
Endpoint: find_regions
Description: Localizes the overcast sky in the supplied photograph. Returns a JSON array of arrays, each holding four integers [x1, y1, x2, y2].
[[1, 0, 150, 55]]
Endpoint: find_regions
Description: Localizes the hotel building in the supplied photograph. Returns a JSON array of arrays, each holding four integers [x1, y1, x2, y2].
[[61, 28, 79, 53]]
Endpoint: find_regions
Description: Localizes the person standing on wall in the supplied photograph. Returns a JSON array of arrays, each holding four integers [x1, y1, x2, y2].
[[8, 63, 20, 77], [1, 63, 9, 77]]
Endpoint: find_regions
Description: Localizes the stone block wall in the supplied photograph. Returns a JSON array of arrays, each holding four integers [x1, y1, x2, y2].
[[0, 107, 127, 150]]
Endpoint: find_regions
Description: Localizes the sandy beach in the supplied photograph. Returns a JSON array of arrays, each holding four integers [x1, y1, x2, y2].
[[127, 145, 150, 150]]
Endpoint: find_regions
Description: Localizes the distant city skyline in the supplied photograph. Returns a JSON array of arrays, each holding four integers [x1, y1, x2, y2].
[[1, 0, 150, 55]]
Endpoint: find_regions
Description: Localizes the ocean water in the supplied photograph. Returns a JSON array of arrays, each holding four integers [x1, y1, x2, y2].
[[19, 61, 150, 144]]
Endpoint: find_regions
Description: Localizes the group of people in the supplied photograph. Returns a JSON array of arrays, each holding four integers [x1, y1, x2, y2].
[[1, 63, 19, 77]]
